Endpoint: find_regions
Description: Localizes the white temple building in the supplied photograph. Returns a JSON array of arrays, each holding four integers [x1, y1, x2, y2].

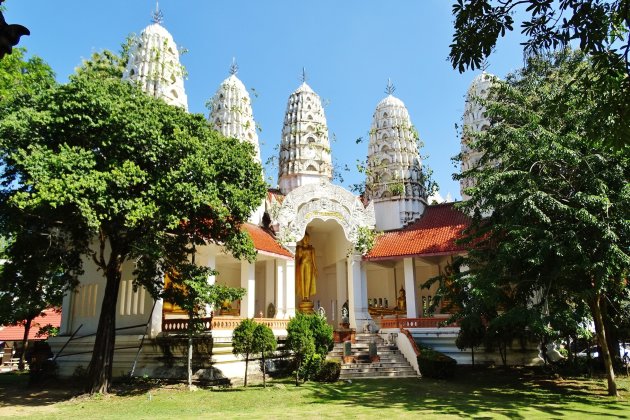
[[49, 11, 541, 382]]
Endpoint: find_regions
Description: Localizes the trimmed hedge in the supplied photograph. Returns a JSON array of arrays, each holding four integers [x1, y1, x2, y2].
[[315, 360, 341, 382], [417, 347, 457, 379]]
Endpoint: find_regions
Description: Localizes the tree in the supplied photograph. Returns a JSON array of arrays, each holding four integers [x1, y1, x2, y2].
[[0, 214, 81, 370], [452, 51, 629, 395], [449, 0, 630, 149], [0, 47, 69, 371], [0, 51, 267, 393], [285, 313, 315, 386], [252, 322, 277, 388], [304, 312, 334, 357], [455, 314, 486, 366], [162, 259, 245, 390], [232, 318, 257, 387]]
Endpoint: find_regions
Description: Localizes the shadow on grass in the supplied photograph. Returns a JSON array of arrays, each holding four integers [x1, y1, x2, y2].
[[308, 367, 630, 419], [0, 372, 78, 409]]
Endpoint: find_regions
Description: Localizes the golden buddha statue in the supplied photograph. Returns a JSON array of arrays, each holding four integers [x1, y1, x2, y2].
[[296, 232, 317, 313], [397, 287, 406, 311]]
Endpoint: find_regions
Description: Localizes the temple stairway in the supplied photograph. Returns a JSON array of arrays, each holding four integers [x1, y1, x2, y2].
[[328, 333, 418, 380]]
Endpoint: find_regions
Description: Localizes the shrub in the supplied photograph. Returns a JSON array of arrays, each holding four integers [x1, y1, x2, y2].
[[417, 347, 457, 379], [315, 360, 341, 382], [298, 353, 323, 381]]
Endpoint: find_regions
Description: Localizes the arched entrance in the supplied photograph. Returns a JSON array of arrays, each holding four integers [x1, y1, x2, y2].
[[276, 179, 376, 330]]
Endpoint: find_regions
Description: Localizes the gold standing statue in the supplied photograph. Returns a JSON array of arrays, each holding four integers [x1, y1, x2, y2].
[[296, 232, 317, 313]]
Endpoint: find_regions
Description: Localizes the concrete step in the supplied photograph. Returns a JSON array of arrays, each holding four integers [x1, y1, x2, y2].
[[329, 332, 417, 379]]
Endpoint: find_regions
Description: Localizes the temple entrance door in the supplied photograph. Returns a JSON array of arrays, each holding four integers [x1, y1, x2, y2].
[[295, 219, 351, 326]]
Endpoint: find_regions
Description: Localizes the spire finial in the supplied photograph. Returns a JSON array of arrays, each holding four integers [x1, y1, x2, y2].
[[385, 78, 396, 95], [229, 57, 239, 75], [301, 67, 307, 84], [152, 1, 164, 24]]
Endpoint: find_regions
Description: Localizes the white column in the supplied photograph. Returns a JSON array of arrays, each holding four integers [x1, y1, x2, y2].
[[265, 260, 275, 317], [335, 259, 347, 324], [403, 257, 418, 318], [203, 251, 216, 315], [275, 260, 286, 319], [347, 254, 372, 331], [285, 259, 296, 318], [149, 297, 164, 338], [240, 260, 256, 318], [59, 290, 73, 335]]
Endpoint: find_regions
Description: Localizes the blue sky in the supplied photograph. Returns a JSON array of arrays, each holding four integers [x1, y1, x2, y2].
[[6, 0, 527, 200]]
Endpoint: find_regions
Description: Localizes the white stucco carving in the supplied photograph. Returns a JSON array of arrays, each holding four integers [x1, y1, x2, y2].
[[209, 72, 261, 162], [366, 92, 427, 230], [122, 18, 188, 110], [460, 72, 496, 200], [277, 179, 374, 246], [278, 82, 333, 195]]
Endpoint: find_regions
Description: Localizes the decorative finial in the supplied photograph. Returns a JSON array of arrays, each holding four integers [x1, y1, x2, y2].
[[151, 1, 164, 24], [229, 57, 238, 75], [385, 78, 396, 95], [301, 67, 307, 84]]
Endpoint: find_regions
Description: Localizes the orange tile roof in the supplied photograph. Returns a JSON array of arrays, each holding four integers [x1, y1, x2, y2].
[[267, 189, 285, 204], [243, 223, 293, 259], [365, 203, 470, 261], [0, 308, 61, 341]]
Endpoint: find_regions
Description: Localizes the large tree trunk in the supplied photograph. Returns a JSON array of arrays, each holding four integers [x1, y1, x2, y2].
[[187, 333, 193, 391], [588, 293, 618, 397], [17, 317, 32, 371], [86, 261, 122, 394], [601, 299, 620, 362]]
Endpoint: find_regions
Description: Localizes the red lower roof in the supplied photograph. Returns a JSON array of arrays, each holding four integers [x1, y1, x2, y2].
[[243, 223, 293, 259], [365, 203, 470, 260], [0, 308, 61, 341]]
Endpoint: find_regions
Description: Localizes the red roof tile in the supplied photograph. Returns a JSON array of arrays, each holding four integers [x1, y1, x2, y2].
[[243, 223, 293, 259], [0, 308, 61, 341], [365, 203, 470, 260]]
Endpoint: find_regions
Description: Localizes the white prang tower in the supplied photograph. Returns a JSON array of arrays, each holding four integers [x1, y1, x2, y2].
[[366, 80, 427, 231], [209, 61, 265, 224], [209, 60, 261, 163], [122, 6, 188, 110], [278, 70, 333, 195], [460, 72, 494, 201]]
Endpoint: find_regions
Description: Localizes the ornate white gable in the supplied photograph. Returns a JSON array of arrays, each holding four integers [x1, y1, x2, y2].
[[277, 179, 374, 246]]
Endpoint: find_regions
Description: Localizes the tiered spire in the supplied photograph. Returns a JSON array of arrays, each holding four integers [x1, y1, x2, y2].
[[122, 6, 188, 110], [277, 73, 332, 195], [208, 60, 261, 162], [366, 82, 426, 230], [460, 72, 495, 200]]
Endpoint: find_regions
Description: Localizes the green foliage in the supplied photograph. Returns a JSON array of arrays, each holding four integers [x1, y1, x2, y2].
[[286, 313, 333, 385], [286, 313, 315, 385], [0, 47, 56, 107], [233, 319, 257, 358], [314, 359, 341, 383], [303, 313, 334, 357], [252, 323, 277, 357], [353, 226, 380, 256], [455, 314, 486, 354], [417, 347, 457, 379], [298, 353, 323, 382], [450, 50, 629, 395], [449, 1, 630, 149], [450, 0, 630, 75], [0, 48, 266, 393]]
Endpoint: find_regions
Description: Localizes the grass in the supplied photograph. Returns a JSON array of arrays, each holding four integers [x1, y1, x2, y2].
[[1, 367, 630, 419]]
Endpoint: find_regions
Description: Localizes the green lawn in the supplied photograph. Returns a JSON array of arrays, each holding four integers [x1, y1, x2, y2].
[[1, 368, 629, 419]]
